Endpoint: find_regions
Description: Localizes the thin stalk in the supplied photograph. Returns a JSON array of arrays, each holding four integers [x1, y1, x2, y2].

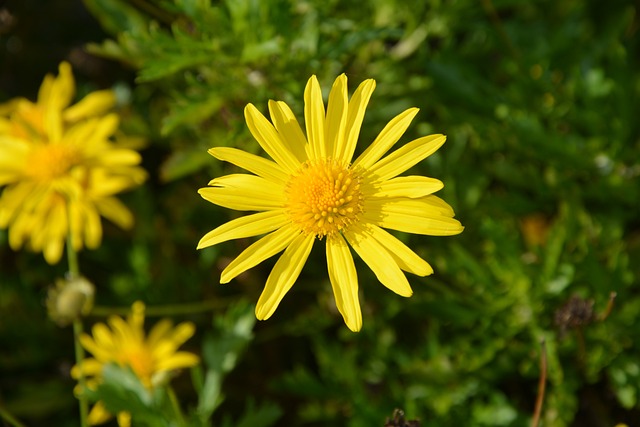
[[531, 339, 548, 427], [0, 405, 27, 427], [90, 298, 229, 317], [598, 292, 617, 321], [67, 210, 88, 427], [66, 222, 79, 277], [74, 319, 89, 427], [167, 386, 186, 427]]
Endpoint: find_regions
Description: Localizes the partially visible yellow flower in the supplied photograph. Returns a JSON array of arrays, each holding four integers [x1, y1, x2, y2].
[[72, 301, 199, 426], [198, 74, 464, 331], [0, 62, 146, 264]]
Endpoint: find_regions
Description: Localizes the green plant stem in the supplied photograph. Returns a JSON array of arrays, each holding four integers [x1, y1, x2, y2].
[[67, 219, 88, 427], [0, 405, 27, 427], [74, 319, 89, 427], [167, 386, 186, 427], [90, 298, 230, 317]]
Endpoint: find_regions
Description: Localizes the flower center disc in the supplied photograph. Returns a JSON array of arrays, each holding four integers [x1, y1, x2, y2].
[[121, 347, 154, 386], [285, 159, 363, 238], [27, 143, 79, 181]]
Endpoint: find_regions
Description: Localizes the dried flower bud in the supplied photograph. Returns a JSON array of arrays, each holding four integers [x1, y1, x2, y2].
[[384, 409, 421, 427], [47, 275, 95, 326], [554, 295, 595, 336]]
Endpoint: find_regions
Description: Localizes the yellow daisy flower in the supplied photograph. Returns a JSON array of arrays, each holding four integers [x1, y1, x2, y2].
[[72, 301, 199, 426], [198, 74, 464, 331], [0, 62, 146, 264]]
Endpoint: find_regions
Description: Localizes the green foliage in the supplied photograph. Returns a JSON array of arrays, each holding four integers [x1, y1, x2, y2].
[[88, 365, 173, 427], [193, 301, 257, 423], [1, 0, 639, 426], [80, 302, 279, 427]]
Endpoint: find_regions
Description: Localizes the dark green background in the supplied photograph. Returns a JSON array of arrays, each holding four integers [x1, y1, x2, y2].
[[1, 0, 639, 426]]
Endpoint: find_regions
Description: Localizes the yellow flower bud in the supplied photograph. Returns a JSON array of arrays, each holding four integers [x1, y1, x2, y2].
[[46, 275, 95, 326]]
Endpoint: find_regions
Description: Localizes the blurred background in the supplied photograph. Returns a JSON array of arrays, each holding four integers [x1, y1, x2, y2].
[[1, 0, 639, 426]]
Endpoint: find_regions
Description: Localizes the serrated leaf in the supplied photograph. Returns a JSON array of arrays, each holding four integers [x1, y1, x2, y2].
[[87, 364, 172, 427], [161, 95, 223, 136], [82, 0, 150, 36], [223, 400, 282, 427], [196, 301, 256, 423]]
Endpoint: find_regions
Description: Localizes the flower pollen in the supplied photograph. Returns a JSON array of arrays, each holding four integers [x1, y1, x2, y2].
[[286, 159, 363, 238]]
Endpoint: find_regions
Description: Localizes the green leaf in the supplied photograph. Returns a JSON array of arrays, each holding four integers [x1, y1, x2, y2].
[[82, 0, 150, 35], [220, 400, 282, 427], [87, 364, 172, 427], [196, 301, 256, 422]]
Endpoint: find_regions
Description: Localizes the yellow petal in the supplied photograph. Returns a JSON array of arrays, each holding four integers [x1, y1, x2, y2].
[[326, 233, 362, 332], [72, 358, 104, 378], [64, 90, 116, 122], [95, 113, 120, 140], [342, 78, 375, 163], [43, 107, 63, 143], [38, 62, 75, 112], [147, 319, 173, 348], [363, 197, 464, 236], [42, 62, 75, 141], [83, 203, 103, 249], [116, 412, 131, 427], [268, 100, 308, 163], [68, 199, 83, 251], [197, 210, 288, 249], [244, 104, 300, 173], [303, 75, 326, 160], [0, 135, 30, 164], [92, 323, 115, 349], [199, 174, 284, 211], [108, 316, 137, 347], [324, 74, 348, 161], [80, 334, 115, 362], [88, 401, 113, 425], [97, 149, 141, 166], [367, 134, 446, 182], [344, 224, 413, 297], [51, 61, 75, 110], [220, 224, 298, 283], [0, 182, 34, 227], [369, 194, 456, 217], [208, 147, 288, 183], [352, 107, 419, 169], [363, 176, 443, 198], [42, 201, 67, 264], [37, 74, 54, 106], [155, 352, 199, 371], [88, 171, 141, 197], [255, 233, 314, 320], [167, 322, 196, 346], [95, 197, 134, 229], [367, 225, 433, 276]]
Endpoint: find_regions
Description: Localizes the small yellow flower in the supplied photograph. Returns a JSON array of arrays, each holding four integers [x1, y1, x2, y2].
[[198, 74, 463, 331], [72, 302, 199, 426], [0, 62, 146, 264]]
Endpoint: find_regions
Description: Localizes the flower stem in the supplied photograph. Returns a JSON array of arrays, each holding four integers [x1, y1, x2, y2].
[[90, 298, 230, 317], [74, 318, 89, 427], [167, 386, 186, 427], [0, 405, 27, 427], [66, 212, 88, 427]]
